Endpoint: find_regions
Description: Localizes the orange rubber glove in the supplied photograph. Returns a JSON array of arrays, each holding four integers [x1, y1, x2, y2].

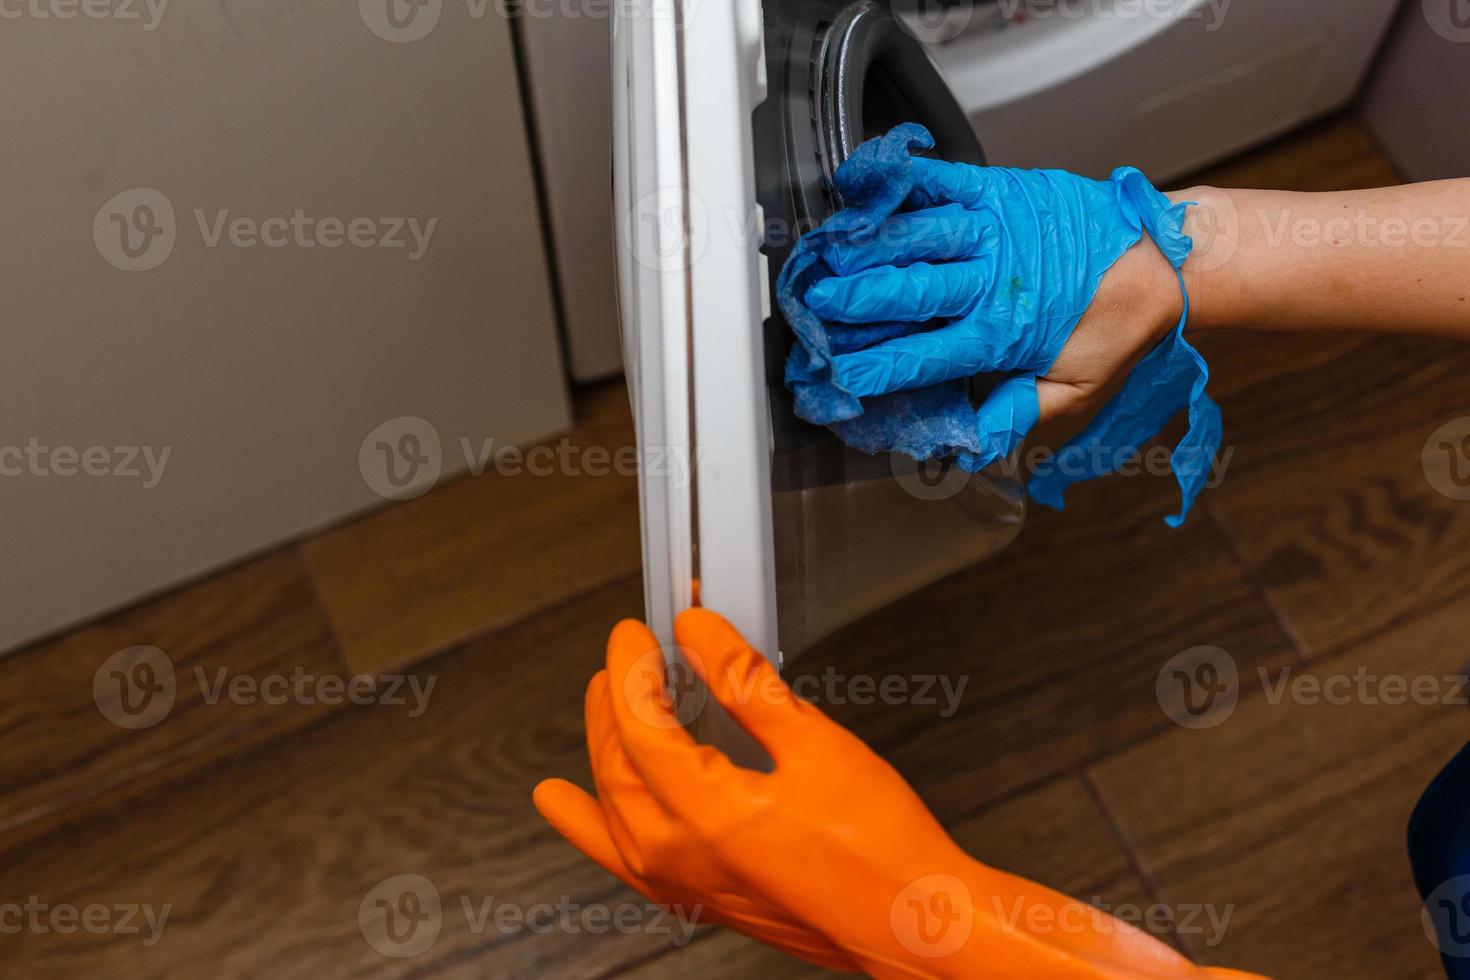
[[535, 609, 1268, 980]]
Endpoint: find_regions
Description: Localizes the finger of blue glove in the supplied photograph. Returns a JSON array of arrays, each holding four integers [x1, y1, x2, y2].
[[904, 156, 999, 210], [954, 375, 1040, 473], [833, 315, 1031, 397], [823, 203, 995, 276], [805, 258, 994, 324]]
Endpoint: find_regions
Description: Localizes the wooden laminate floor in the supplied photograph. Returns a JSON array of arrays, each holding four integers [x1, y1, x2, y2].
[[2, 115, 1465, 979]]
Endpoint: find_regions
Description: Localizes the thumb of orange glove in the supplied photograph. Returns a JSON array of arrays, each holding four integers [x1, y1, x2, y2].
[[536, 609, 1268, 980]]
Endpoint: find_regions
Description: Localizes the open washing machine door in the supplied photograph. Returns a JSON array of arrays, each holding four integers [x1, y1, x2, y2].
[[612, 0, 1024, 720]]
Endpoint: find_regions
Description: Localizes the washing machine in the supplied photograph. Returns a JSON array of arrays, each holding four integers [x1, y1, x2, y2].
[[611, 0, 1025, 717], [915, 0, 1404, 181]]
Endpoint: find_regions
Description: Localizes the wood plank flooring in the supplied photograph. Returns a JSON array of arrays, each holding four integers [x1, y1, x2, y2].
[[3, 114, 1464, 979]]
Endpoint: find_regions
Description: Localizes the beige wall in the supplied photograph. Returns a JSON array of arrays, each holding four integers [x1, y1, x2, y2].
[[0, 0, 570, 652], [1361, 1, 1470, 182]]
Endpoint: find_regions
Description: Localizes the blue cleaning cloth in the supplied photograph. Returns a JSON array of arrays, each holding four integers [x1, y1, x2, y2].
[[1410, 738, 1470, 978], [778, 123, 1222, 525]]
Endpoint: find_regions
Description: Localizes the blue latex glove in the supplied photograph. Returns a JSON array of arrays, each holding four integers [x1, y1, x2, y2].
[[779, 123, 1222, 525]]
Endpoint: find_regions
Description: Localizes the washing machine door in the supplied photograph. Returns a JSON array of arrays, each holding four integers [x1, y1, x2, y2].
[[613, 0, 1024, 690]]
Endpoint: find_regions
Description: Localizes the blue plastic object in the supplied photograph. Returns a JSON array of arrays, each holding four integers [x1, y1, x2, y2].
[[778, 123, 1221, 525]]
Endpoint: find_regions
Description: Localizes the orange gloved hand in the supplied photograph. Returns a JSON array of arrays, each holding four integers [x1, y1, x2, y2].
[[534, 609, 1268, 980], [534, 612, 858, 972]]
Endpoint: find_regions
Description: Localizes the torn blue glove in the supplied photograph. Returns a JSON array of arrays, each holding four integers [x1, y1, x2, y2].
[[778, 123, 1221, 526]]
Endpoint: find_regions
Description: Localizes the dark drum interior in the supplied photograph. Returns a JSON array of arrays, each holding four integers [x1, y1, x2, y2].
[[861, 62, 920, 144], [820, 2, 987, 173]]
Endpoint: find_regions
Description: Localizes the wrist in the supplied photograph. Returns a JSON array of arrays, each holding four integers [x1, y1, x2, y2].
[[842, 848, 990, 980], [858, 853, 1214, 980], [1170, 185, 1243, 332], [1114, 226, 1185, 349]]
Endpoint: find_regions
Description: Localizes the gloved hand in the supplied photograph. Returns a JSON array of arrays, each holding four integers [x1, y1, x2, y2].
[[808, 160, 1182, 459], [536, 609, 1268, 980], [534, 614, 860, 971], [780, 124, 1222, 525]]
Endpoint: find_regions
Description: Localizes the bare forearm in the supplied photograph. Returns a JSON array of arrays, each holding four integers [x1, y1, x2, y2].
[[1172, 181, 1470, 338]]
